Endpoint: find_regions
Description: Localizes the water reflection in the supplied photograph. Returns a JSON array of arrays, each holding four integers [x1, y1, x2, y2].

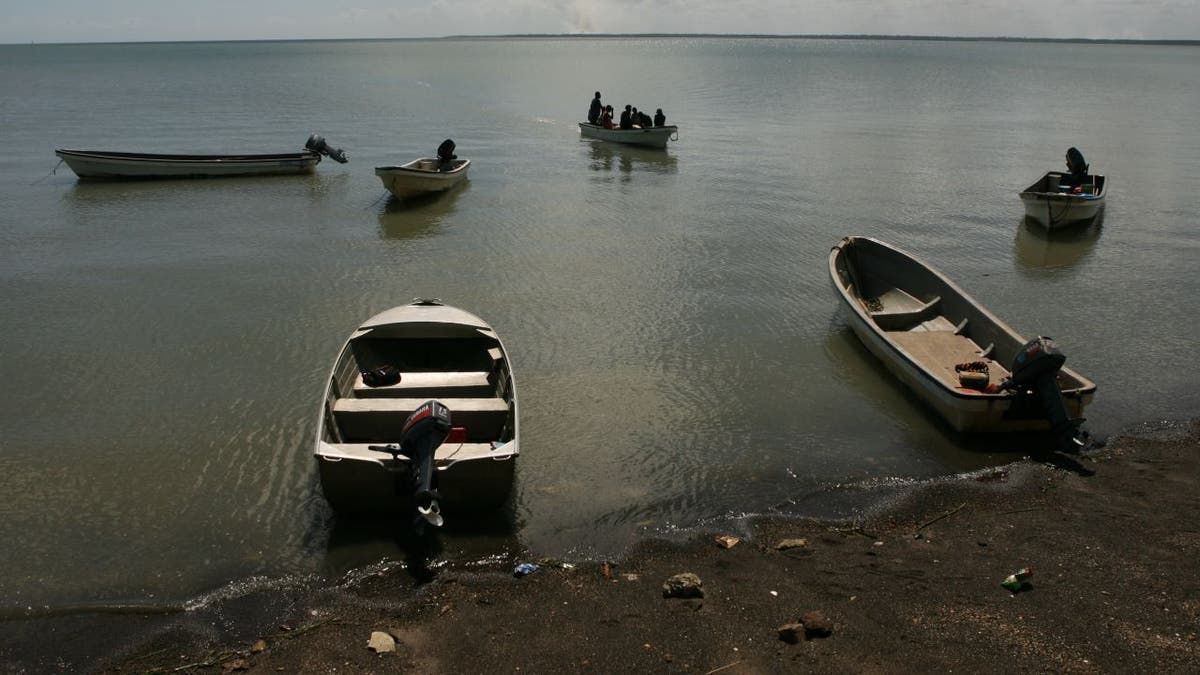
[[1013, 213, 1103, 277], [322, 508, 520, 583], [585, 141, 678, 176], [376, 183, 468, 239]]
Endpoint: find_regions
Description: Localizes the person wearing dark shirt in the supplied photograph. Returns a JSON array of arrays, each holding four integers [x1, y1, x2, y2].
[[653, 108, 666, 127], [631, 107, 641, 127], [619, 105, 633, 129], [588, 91, 603, 124]]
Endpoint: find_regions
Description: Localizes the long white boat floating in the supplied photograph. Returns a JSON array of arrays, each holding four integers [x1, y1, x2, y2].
[[54, 135, 348, 179], [579, 122, 678, 149]]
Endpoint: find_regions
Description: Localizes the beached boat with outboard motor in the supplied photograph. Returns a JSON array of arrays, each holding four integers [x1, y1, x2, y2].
[[579, 122, 678, 149], [54, 135, 348, 179], [1019, 148, 1106, 229], [829, 236, 1096, 451], [375, 158, 471, 199], [314, 299, 518, 527]]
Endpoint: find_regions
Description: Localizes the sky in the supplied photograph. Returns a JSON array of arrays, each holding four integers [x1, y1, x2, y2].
[[3, 0, 1198, 44]]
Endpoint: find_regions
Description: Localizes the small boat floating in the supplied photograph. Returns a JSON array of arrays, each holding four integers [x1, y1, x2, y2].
[[1019, 147, 1106, 229], [315, 299, 518, 527], [829, 236, 1096, 452], [579, 122, 678, 149], [54, 134, 348, 179], [375, 158, 471, 199], [376, 138, 470, 200]]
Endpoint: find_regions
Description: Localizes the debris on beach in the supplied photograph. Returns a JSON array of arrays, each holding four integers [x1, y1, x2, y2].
[[774, 538, 809, 551], [513, 563, 540, 578], [1000, 567, 1033, 592], [221, 658, 250, 672], [715, 535, 740, 549], [800, 610, 833, 638], [662, 572, 704, 599], [250, 639, 266, 654], [367, 631, 396, 653], [777, 623, 805, 643]]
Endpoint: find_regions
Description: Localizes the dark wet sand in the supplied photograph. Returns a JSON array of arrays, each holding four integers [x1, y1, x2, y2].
[[14, 421, 1200, 674]]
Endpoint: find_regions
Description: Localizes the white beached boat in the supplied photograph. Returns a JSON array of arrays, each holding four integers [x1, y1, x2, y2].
[[315, 300, 518, 525], [54, 135, 347, 179], [579, 122, 678, 149], [375, 158, 470, 199], [829, 236, 1095, 450]]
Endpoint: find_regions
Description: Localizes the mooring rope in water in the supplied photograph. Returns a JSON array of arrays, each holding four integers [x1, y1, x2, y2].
[[364, 190, 390, 210], [31, 158, 64, 185]]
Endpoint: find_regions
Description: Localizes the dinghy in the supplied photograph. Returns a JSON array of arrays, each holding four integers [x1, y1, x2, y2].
[[315, 300, 518, 527]]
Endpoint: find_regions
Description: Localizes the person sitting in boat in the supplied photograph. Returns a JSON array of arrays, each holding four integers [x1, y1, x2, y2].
[[639, 110, 654, 127], [600, 105, 615, 129], [653, 108, 666, 127], [437, 139, 457, 171], [1063, 147, 1089, 186], [588, 91, 603, 124], [619, 105, 633, 129], [630, 107, 642, 128]]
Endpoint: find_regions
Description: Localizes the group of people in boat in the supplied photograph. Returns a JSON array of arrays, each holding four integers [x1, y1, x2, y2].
[[587, 92, 666, 130]]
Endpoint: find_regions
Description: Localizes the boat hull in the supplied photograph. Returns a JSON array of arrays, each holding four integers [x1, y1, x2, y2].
[[54, 149, 321, 179], [579, 123, 677, 149], [316, 440, 517, 512], [1019, 171, 1106, 230], [829, 236, 1095, 434], [375, 158, 470, 198], [314, 301, 518, 516]]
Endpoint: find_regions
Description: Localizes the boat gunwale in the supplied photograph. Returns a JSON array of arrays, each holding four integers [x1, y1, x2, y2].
[[1018, 171, 1107, 201], [54, 149, 321, 164], [829, 236, 1097, 403], [313, 301, 520, 467], [374, 157, 471, 177]]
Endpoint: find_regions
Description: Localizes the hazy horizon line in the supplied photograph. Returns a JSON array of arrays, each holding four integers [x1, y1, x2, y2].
[[6, 33, 1198, 47]]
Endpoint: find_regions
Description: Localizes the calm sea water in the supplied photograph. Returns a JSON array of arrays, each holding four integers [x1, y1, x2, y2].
[[1, 38, 1198, 617]]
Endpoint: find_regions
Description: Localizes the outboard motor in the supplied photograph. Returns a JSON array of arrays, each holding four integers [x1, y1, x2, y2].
[[1065, 147, 1088, 179], [369, 400, 451, 529], [305, 134, 349, 163], [437, 139, 457, 163], [1005, 336, 1085, 453]]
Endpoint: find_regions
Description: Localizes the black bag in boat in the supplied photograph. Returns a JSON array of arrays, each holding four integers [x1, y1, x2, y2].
[[362, 365, 401, 387]]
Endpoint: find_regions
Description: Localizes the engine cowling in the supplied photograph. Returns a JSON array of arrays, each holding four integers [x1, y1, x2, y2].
[[1007, 337, 1084, 453]]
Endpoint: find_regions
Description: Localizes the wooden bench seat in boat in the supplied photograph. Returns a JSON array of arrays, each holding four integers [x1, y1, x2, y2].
[[333, 397, 510, 442], [870, 295, 944, 331], [886, 331, 1011, 390], [353, 371, 493, 398], [321, 442, 512, 463]]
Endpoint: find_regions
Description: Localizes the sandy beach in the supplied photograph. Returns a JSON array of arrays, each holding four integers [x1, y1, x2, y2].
[[83, 419, 1200, 674]]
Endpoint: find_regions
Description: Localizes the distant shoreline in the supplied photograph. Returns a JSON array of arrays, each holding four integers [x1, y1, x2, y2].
[[7, 34, 1199, 47]]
